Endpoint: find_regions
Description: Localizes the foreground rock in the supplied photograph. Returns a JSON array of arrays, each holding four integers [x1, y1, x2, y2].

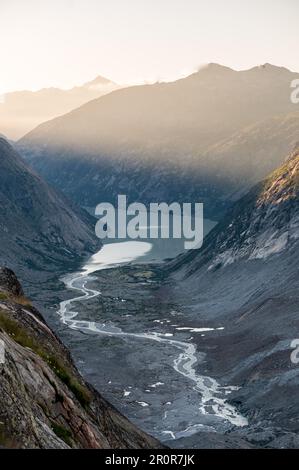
[[0, 267, 162, 449]]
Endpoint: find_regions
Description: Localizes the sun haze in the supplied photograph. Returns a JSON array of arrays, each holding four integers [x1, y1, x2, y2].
[[0, 0, 298, 94]]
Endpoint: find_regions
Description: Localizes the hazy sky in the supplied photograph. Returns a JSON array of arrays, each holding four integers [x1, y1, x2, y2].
[[0, 0, 298, 93]]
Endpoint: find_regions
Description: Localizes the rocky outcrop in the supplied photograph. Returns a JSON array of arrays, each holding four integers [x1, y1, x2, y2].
[[0, 268, 162, 449]]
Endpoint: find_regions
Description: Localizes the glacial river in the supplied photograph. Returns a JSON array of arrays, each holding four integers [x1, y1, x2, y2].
[[57, 241, 248, 443]]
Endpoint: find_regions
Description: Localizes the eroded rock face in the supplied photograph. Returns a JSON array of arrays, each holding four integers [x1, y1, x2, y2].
[[0, 268, 162, 449]]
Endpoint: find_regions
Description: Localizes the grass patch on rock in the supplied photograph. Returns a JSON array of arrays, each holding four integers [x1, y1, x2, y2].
[[0, 310, 91, 408], [51, 423, 73, 447], [0, 290, 31, 307]]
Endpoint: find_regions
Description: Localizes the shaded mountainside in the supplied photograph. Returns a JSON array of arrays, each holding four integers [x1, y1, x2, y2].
[[0, 267, 162, 449], [0, 75, 120, 140], [200, 113, 299, 200], [18, 64, 299, 218], [172, 146, 299, 274], [0, 138, 100, 286], [165, 148, 299, 448]]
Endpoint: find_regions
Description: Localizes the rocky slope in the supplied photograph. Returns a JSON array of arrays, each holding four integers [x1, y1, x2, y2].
[[172, 146, 299, 273], [166, 148, 299, 447], [0, 75, 120, 140], [0, 138, 100, 287], [18, 64, 299, 219], [0, 267, 161, 449]]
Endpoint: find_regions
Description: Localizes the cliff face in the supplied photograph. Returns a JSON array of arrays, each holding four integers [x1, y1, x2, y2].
[[0, 267, 161, 449]]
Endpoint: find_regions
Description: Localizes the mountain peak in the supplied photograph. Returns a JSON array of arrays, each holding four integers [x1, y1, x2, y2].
[[198, 63, 234, 74], [247, 63, 292, 74], [0, 77, 121, 140], [83, 75, 117, 90]]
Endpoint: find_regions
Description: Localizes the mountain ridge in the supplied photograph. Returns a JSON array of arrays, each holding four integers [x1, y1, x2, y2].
[[0, 75, 120, 140], [18, 63, 299, 219]]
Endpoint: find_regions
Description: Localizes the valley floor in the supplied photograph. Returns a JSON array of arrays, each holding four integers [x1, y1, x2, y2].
[[25, 235, 299, 449], [29, 261, 298, 449]]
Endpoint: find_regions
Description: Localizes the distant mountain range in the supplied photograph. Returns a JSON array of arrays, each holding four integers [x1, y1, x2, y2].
[[0, 75, 120, 140], [0, 138, 100, 286], [18, 64, 299, 219]]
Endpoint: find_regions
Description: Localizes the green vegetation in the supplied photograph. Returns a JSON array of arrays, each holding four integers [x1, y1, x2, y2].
[[45, 354, 91, 408], [51, 423, 73, 447], [134, 270, 154, 279], [0, 290, 31, 307], [0, 423, 16, 448], [0, 310, 91, 408], [12, 295, 32, 307], [0, 310, 37, 350]]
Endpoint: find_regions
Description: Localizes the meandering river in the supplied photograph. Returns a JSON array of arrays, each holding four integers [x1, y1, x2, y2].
[[57, 240, 248, 443]]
